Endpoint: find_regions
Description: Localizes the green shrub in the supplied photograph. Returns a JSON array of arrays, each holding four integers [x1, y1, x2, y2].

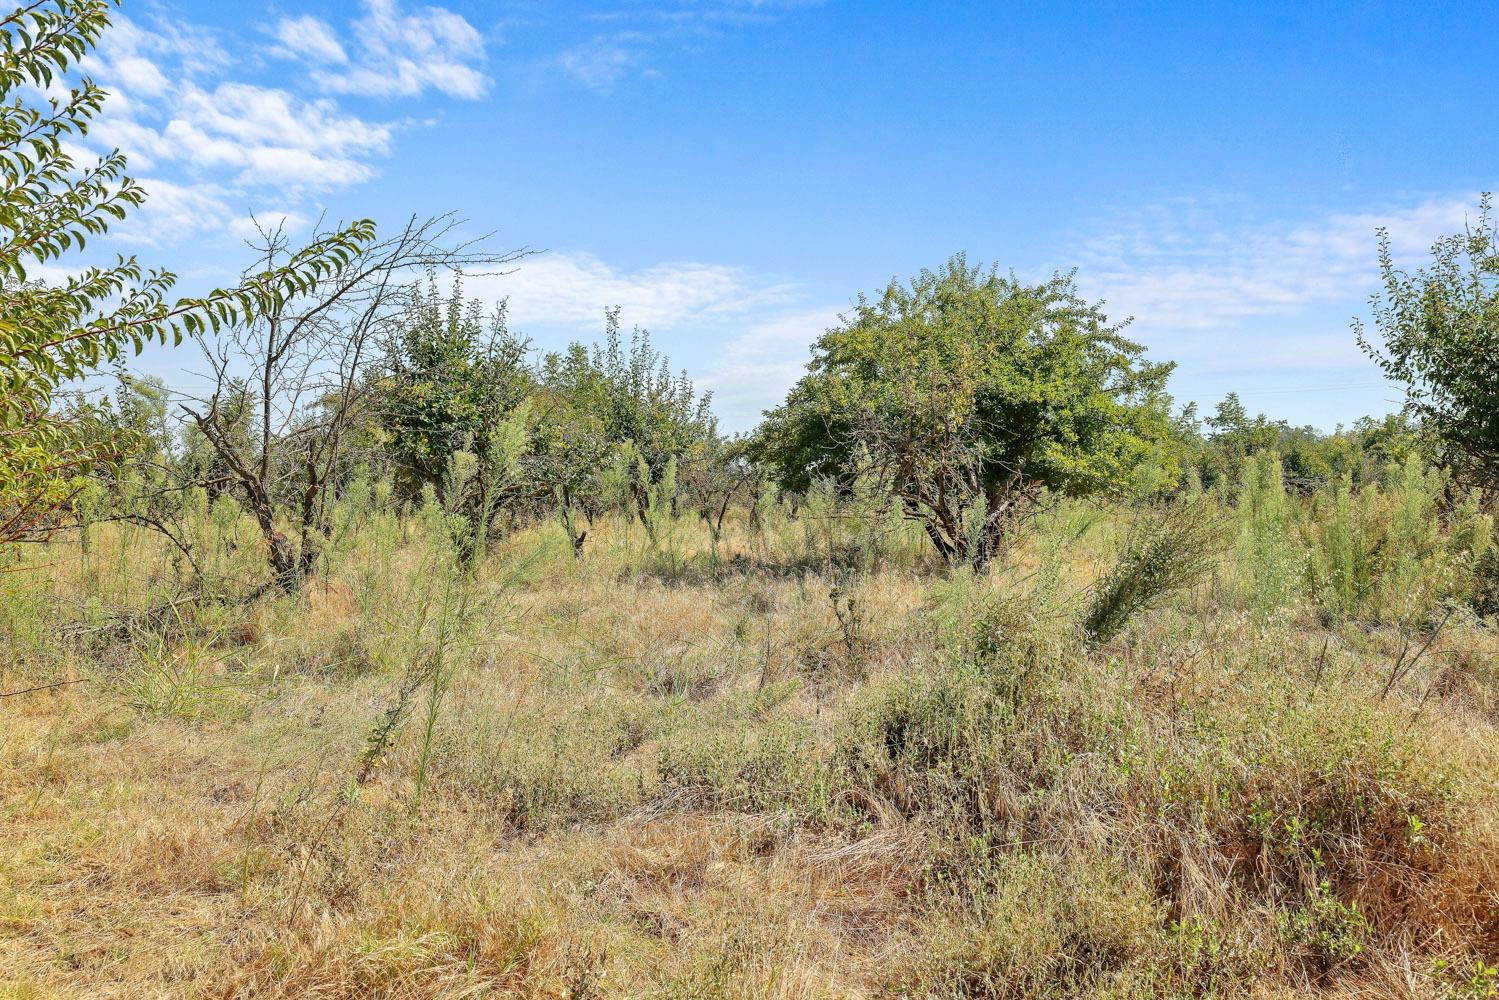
[[1306, 475, 1378, 624], [1233, 451, 1303, 618], [424, 700, 653, 829], [1305, 456, 1494, 625], [656, 718, 819, 812], [910, 850, 1166, 999], [1082, 498, 1225, 646], [837, 664, 1025, 825]]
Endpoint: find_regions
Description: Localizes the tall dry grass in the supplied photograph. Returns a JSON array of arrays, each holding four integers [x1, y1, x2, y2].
[[1, 479, 1497, 998]]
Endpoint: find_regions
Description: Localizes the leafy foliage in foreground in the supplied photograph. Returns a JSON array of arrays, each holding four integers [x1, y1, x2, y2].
[[1359, 194, 1499, 492], [0, 0, 374, 549]]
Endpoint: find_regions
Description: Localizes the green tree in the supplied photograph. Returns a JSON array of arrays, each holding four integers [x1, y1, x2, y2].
[[537, 310, 716, 538], [0, 0, 373, 551], [1357, 193, 1499, 492], [531, 347, 613, 557], [755, 255, 1176, 567], [377, 274, 532, 504], [1199, 392, 1283, 486]]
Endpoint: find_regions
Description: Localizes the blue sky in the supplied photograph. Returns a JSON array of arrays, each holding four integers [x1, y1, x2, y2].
[[73, 0, 1499, 432]]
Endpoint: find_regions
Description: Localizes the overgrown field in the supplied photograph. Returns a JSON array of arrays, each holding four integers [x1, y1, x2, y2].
[[3, 466, 1499, 999]]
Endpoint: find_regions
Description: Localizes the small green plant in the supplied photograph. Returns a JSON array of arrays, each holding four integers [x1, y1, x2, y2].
[[1307, 475, 1377, 624], [124, 609, 249, 722], [1276, 880, 1371, 970], [1082, 497, 1225, 646], [1434, 958, 1499, 999], [641, 453, 682, 571]]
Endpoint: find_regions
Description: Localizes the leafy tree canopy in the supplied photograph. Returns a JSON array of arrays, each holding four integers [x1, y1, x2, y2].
[[0, 0, 374, 548], [1358, 193, 1499, 491], [377, 274, 531, 502], [754, 255, 1176, 564], [537, 309, 716, 523]]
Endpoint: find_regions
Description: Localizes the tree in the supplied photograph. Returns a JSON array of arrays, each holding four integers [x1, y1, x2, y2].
[[1357, 194, 1499, 493], [376, 275, 534, 564], [377, 275, 531, 499], [1198, 392, 1284, 487], [755, 256, 1176, 567], [536, 310, 717, 549], [681, 434, 758, 559], [531, 346, 613, 557], [182, 215, 525, 591], [0, 1, 372, 552]]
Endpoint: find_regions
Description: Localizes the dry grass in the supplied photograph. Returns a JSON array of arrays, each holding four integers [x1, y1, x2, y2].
[[2, 503, 1497, 998]]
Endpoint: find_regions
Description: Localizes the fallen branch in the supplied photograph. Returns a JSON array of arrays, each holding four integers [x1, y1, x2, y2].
[[0, 677, 85, 699]]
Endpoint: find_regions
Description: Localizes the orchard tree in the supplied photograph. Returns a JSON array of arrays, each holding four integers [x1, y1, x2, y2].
[[532, 346, 613, 557], [182, 215, 525, 591], [1358, 194, 1499, 493], [755, 256, 1176, 567], [681, 434, 758, 558], [0, 0, 373, 551], [377, 274, 532, 504], [538, 311, 717, 540]]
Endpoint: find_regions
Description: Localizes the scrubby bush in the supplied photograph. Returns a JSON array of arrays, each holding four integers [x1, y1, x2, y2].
[[1082, 497, 1226, 646], [657, 717, 820, 812], [1305, 455, 1495, 625], [1234, 450, 1304, 618]]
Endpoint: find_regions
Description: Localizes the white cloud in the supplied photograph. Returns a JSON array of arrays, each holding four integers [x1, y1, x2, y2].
[[76, 3, 490, 245], [1057, 191, 1492, 424], [97, 83, 390, 193], [700, 307, 840, 429], [75, 12, 399, 239], [1072, 193, 1477, 334], [109, 54, 170, 97], [271, 15, 348, 65], [114, 177, 235, 247], [553, 1, 820, 90], [558, 37, 644, 90], [228, 211, 311, 243], [272, 0, 490, 100], [83, 12, 229, 82], [163, 83, 391, 188], [464, 252, 819, 431], [473, 252, 799, 330]]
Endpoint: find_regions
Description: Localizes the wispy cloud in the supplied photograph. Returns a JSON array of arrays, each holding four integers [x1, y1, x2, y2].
[[1061, 191, 1489, 417], [270, 15, 348, 66], [472, 252, 799, 330], [464, 252, 824, 431], [270, 0, 490, 100], [159, 83, 392, 188], [553, 0, 821, 90], [1072, 193, 1476, 335], [700, 306, 840, 429], [557, 36, 645, 91]]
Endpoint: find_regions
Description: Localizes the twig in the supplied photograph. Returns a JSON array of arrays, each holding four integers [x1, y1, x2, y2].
[[1381, 607, 1454, 699], [1310, 634, 1331, 690], [0, 677, 85, 699]]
